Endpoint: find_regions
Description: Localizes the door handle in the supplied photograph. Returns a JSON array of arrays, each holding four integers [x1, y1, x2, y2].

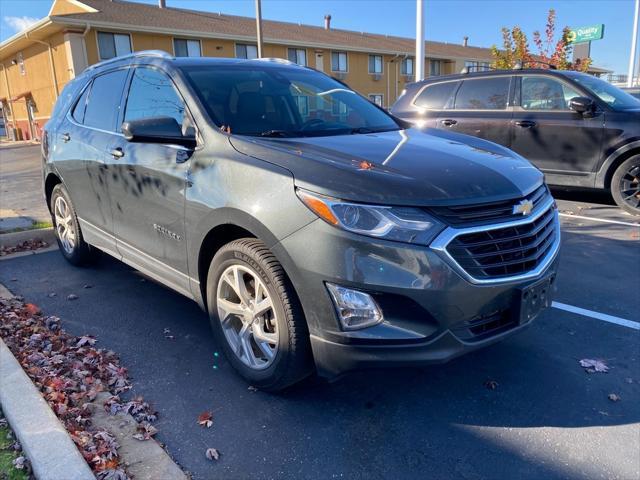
[[440, 119, 458, 127], [515, 120, 536, 128], [110, 148, 124, 159], [61, 133, 70, 143]]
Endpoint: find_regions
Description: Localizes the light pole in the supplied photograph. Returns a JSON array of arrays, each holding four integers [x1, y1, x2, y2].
[[255, 0, 264, 58], [415, 0, 425, 82], [628, 0, 639, 87]]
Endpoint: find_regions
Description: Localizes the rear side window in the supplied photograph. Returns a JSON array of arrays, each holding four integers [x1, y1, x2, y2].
[[414, 81, 458, 110], [71, 84, 91, 123], [124, 67, 185, 126], [454, 77, 510, 110], [83, 69, 128, 131]]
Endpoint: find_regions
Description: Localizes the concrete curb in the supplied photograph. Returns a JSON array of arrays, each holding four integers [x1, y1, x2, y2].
[[0, 227, 55, 247], [0, 339, 95, 480]]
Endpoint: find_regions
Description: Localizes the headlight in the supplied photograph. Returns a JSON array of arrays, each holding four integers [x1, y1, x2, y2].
[[296, 189, 444, 245]]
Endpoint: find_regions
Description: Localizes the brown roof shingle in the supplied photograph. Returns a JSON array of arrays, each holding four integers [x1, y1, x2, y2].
[[53, 0, 495, 60]]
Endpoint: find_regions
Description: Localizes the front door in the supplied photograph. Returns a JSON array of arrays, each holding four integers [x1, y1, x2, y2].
[[436, 76, 513, 147], [509, 75, 604, 177], [109, 66, 192, 296], [315, 53, 324, 72]]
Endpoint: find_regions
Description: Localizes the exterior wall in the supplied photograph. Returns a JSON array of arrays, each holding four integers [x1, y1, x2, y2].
[[0, 31, 70, 140]]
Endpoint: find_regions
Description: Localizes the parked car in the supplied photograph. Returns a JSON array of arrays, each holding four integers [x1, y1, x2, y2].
[[43, 51, 560, 390], [391, 68, 640, 215]]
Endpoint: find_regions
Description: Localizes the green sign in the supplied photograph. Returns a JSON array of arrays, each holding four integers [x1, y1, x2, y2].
[[568, 24, 605, 44]]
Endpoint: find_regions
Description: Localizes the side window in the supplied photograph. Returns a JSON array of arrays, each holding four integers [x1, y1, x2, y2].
[[71, 83, 91, 124], [83, 69, 128, 131], [520, 76, 581, 111], [124, 68, 185, 126], [454, 77, 510, 110], [414, 81, 458, 110]]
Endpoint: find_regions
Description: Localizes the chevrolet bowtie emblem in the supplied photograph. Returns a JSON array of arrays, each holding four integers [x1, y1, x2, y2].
[[513, 199, 534, 216]]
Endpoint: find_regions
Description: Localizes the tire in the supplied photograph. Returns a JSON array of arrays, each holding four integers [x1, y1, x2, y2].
[[611, 155, 640, 216], [50, 184, 97, 265], [206, 238, 313, 391]]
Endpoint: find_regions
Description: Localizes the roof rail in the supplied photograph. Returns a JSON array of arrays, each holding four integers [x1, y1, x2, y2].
[[85, 50, 173, 72], [460, 65, 496, 74], [513, 60, 557, 70], [254, 57, 297, 66]]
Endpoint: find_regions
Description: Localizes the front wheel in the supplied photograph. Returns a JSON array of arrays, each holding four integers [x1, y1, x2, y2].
[[206, 239, 313, 391], [611, 155, 640, 216]]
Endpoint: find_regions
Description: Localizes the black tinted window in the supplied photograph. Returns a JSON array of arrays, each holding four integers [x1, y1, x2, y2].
[[414, 81, 458, 109], [454, 77, 510, 110], [84, 69, 128, 131], [124, 68, 185, 125], [71, 84, 91, 123]]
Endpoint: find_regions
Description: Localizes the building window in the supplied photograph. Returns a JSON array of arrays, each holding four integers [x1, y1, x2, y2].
[[464, 60, 491, 72], [288, 48, 307, 66], [235, 43, 258, 59], [97, 32, 132, 60], [369, 94, 383, 107], [331, 51, 348, 72], [368, 55, 383, 74], [429, 60, 443, 76], [401, 57, 414, 76], [174, 38, 201, 57], [17, 52, 25, 76], [331, 99, 348, 116]]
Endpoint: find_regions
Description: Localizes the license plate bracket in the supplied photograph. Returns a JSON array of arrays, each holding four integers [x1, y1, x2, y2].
[[517, 275, 555, 324]]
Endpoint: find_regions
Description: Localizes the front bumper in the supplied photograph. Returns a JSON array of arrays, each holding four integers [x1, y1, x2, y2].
[[273, 209, 560, 379]]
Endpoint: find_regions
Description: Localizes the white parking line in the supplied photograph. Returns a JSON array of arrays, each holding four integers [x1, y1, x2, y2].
[[552, 301, 640, 330], [559, 213, 640, 227]]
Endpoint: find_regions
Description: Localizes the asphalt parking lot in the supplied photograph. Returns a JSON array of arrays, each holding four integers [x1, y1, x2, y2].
[[1, 146, 639, 479], [0, 190, 638, 480]]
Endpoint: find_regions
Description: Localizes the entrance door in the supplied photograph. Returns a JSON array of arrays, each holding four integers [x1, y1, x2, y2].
[[315, 53, 324, 72], [26, 99, 37, 140]]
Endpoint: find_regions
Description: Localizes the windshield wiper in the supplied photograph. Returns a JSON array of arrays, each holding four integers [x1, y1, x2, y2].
[[258, 130, 294, 137], [350, 127, 397, 135]]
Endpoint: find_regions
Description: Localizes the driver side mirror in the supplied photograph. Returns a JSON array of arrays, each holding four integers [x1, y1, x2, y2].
[[569, 96, 595, 115], [121, 116, 196, 149]]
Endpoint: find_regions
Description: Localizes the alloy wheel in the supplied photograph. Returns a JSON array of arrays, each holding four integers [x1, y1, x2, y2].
[[618, 164, 640, 211], [216, 264, 279, 370], [54, 196, 76, 254]]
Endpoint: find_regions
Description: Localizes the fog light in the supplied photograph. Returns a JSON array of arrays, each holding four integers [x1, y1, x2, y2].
[[326, 283, 383, 330]]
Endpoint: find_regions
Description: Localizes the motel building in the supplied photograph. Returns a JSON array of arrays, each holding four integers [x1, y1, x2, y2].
[[0, 0, 604, 141]]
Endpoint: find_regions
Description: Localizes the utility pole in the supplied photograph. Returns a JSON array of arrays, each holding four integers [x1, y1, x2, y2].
[[255, 0, 264, 58], [415, 0, 425, 82], [629, 0, 639, 87]]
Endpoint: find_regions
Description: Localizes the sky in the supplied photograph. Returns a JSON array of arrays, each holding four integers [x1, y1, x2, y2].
[[0, 0, 637, 74]]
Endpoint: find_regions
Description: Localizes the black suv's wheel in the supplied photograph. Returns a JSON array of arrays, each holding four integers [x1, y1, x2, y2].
[[206, 238, 313, 391], [611, 155, 640, 216], [50, 184, 96, 265]]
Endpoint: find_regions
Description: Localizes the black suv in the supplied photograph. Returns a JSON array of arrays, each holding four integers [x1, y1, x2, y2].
[[391, 69, 640, 215], [43, 51, 560, 390]]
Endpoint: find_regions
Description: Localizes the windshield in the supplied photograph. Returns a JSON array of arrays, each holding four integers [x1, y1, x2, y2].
[[563, 73, 640, 110], [180, 64, 400, 137]]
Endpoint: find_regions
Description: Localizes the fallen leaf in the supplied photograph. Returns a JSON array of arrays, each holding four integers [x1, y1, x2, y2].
[[48, 292, 57, 298], [625, 377, 634, 384], [247, 385, 258, 392], [67, 294, 79, 301], [205, 448, 220, 461], [608, 393, 621, 402], [77, 336, 97, 347], [12, 456, 26, 470], [133, 422, 158, 441], [579, 358, 609, 373], [83, 284, 93, 289], [96, 469, 128, 480], [483, 380, 499, 390], [198, 411, 213, 428]]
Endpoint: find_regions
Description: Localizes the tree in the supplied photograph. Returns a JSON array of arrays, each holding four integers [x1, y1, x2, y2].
[[491, 9, 592, 72]]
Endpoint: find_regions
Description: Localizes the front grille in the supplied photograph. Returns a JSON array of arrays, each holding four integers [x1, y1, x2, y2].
[[446, 206, 557, 279], [429, 184, 548, 227]]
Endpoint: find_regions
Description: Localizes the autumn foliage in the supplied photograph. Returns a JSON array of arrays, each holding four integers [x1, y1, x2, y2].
[[491, 9, 592, 72]]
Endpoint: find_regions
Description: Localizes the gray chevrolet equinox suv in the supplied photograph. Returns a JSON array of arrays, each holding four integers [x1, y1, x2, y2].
[[43, 51, 560, 390]]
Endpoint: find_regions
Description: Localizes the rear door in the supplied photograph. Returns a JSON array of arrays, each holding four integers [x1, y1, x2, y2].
[[108, 66, 192, 296], [437, 76, 513, 147], [400, 80, 459, 127], [52, 69, 129, 254], [509, 74, 604, 177]]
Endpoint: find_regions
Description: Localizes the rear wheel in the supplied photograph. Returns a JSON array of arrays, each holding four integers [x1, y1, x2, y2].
[[50, 184, 96, 265], [611, 155, 640, 216], [206, 238, 313, 391]]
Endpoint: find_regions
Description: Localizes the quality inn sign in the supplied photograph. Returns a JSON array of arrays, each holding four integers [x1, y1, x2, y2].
[[568, 24, 605, 44]]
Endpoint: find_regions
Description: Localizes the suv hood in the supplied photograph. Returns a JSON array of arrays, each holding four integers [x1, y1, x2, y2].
[[229, 128, 543, 206]]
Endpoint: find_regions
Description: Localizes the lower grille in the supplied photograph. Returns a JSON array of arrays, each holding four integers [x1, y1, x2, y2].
[[446, 206, 557, 280]]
